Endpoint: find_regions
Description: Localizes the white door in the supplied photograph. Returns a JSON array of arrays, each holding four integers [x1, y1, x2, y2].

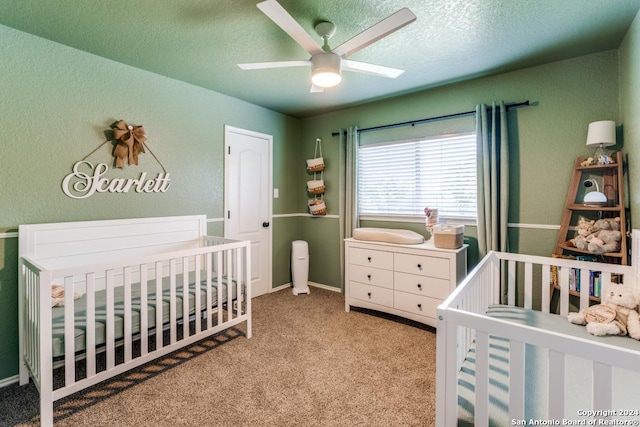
[[224, 125, 272, 297]]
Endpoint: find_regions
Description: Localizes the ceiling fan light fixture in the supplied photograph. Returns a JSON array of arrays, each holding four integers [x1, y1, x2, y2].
[[311, 52, 342, 88]]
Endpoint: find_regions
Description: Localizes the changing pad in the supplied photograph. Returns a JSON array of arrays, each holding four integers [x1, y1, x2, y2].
[[352, 227, 424, 244]]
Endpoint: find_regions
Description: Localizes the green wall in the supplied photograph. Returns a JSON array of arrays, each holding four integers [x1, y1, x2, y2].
[[621, 10, 640, 227], [0, 25, 302, 381], [299, 49, 623, 291]]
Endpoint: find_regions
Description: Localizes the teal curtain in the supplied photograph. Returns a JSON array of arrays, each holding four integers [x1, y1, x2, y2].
[[476, 102, 509, 258], [339, 126, 359, 292]]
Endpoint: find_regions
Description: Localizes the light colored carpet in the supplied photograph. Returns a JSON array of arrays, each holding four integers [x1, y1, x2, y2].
[[0, 287, 437, 426]]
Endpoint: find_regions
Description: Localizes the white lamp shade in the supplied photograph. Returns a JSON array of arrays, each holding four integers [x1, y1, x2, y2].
[[586, 120, 616, 147], [311, 52, 342, 88]]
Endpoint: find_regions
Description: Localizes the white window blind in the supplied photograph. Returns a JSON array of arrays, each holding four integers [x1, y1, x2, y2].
[[358, 132, 477, 220]]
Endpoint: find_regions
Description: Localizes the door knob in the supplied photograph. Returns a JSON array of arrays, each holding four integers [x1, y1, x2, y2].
[[262, 222, 270, 228]]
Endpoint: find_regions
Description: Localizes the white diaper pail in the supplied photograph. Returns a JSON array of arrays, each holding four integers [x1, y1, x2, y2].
[[291, 240, 310, 295]]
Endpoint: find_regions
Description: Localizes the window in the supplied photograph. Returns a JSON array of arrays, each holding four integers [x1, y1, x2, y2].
[[358, 132, 476, 221]]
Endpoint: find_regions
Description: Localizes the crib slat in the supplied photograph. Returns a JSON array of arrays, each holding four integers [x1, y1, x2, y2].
[[593, 361, 612, 411], [235, 247, 242, 317], [64, 276, 75, 386], [217, 251, 223, 326], [124, 266, 132, 363], [106, 269, 115, 370], [206, 253, 213, 329], [194, 256, 201, 333], [507, 260, 516, 306], [86, 272, 96, 378], [541, 264, 551, 313], [155, 261, 163, 349], [559, 267, 570, 317], [509, 340, 525, 420], [227, 249, 233, 321], [524, 262, 532, 309], [170, 259, 177, 344], [182, 257, 189, 339], [548, 349, 565, 418], [492, 257, 501, 305], [475, 330, 489, 426], [140, 265, 148, 356]]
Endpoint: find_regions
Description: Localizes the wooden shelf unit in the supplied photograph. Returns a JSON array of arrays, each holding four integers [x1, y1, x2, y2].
[[553, 151, 627, 301]]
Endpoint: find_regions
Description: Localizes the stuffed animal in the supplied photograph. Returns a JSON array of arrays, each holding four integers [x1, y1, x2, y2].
[[596, 154, 614, 165], [51, 284, 83, 307], [586, 217, 622, 254], [580, 157, 594, 167], [567, 285, 640, 339], [569, 216, 595, 250]]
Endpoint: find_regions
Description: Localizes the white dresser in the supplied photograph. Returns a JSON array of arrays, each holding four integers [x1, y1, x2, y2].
[[344, 238, 467, 327]]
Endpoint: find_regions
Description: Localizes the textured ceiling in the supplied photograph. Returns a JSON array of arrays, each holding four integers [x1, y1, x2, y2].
[[1, 0, 639, 118]]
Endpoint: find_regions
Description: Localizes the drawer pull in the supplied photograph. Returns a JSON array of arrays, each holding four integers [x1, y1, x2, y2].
[[367, 274, 371, 280], [367, 256, 372, 263], [417, 263, 422, 270], [417, 303, 422, 310], [417, 284, 422, 290], [367, 292, 372, 298]]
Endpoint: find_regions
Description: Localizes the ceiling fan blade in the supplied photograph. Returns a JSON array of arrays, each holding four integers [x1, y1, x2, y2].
[[310, 84, 325, 93], [257, 0, 323, 56], [238, 60, 310, 70], [333, 8, 416, 58], [343, 59, 404, 78]]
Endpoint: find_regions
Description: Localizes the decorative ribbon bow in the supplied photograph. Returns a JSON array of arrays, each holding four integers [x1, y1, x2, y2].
[[112, 120, 147, 167]]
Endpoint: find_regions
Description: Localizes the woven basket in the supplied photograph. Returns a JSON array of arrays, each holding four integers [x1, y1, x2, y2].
[[306, 157, 325, 172], [307, 179, 325, 195], [309, 200, 327, 216]]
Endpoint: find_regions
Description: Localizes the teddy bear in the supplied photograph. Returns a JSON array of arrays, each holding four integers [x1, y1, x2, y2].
[[568, 284, 640, 340], [586, 217, 622, 254], [569, 216, 595, 250]]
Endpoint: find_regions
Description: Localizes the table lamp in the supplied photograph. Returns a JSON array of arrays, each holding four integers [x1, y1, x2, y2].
[[586, 120, 616, 160]]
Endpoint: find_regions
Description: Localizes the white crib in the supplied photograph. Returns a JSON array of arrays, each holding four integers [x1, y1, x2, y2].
[[18, 215, 251, 426], [436, 243, 640, 426]]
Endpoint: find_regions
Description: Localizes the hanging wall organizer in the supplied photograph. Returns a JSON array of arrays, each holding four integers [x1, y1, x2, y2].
[[307, 138, 327, 216]]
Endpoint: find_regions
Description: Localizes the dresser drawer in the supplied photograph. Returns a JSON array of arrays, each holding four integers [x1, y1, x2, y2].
[[394, 291, 440, 319], [349, 247, 393, 270], [394, 272, 450, 299], [349, 281, 394, 308], [349, 264, 394, 289], [394, 253, 449, 279]]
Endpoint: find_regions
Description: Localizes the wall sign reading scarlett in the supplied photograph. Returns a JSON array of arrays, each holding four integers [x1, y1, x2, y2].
[[62, 161, 171, 199]]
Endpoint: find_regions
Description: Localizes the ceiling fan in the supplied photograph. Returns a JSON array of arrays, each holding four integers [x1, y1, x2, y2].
[[237, 0, 416, 93]]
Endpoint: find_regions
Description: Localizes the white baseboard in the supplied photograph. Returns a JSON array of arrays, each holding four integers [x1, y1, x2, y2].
[[0, 374, 19, 388], [270, 282, 342, 294], [271, 283, 292, 293], [309, 281, 342, 293]]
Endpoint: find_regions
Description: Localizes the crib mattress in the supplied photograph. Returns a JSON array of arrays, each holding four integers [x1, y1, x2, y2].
[[457, 305, 640, 425], [51, 273, 239, 359]]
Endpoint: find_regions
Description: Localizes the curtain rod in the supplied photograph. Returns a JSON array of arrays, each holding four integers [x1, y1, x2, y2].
[[331, 100, 531, 137]]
